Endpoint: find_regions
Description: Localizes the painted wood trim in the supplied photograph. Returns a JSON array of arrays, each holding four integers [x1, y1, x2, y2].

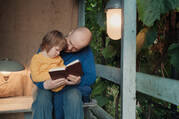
[[84, 108, 97, 119], [96, 64, 179, 106], [120, 0, 136, 118], [136, 72, 179, 105], [78, 0, 85, 26], [90, 105, 113, 119], [95, 64, 121, 84]]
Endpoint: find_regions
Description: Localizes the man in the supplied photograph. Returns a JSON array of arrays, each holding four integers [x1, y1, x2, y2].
[[32, 27, 96, 119]]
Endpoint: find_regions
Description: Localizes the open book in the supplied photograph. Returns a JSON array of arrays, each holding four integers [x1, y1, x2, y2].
[[49, 59, 83, 80]]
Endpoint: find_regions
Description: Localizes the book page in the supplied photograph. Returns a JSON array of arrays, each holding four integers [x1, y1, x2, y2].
[[66, 59, 80, 67], [49, 67, 66, 72]]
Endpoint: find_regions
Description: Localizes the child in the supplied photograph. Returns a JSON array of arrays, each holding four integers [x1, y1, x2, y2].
[[30, 30, 67, 92]]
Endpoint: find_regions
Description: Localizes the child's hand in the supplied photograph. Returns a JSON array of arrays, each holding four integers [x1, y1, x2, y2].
[[43, 78, 66, 89]]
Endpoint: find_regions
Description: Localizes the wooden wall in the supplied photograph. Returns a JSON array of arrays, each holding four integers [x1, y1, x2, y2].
[[0, 0, 78, 66], [0, 0, 79, 118]]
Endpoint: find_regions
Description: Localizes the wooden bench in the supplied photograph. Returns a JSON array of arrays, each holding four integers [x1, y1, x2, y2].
[[0, 95, 97, 119], [0, 96, 33, 119], [0, 96, 98, 119]]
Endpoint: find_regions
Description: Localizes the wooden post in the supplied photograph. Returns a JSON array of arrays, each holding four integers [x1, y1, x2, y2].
[[120, 0, 136, 118], [78, 0, 85, 26]]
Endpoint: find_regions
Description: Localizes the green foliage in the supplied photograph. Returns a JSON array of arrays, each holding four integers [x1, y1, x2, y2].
[[91, 78, 106, 96], [137, 0, 178, 27], [102, 45, 117, 59], [86, 0, 179, 118], [91, 78, 114, 107], [137, 0, 160, 27], [168, 43, 179, 71], [145, 28, 157, 47]]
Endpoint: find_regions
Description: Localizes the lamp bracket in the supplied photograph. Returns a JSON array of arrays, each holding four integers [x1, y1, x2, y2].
[[105, 0, 122, 11]]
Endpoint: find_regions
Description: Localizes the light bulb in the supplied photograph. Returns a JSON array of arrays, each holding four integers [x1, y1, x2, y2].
[[106, 9, 122, 40]]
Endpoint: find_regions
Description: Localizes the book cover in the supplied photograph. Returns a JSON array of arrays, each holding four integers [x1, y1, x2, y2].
[[49, 59, 83, 80]]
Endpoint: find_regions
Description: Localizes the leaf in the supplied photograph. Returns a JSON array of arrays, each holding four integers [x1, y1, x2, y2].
[[91, 81, 106, 96], [168, 43, 179, 71], [108, 95, 114, 101], [136, 105, 143, 114], [137, 0, 161, 27], [140, 63, 152, 73], [96, 11, 105, 28], [105, 37, 110, 47], [110, 39, 121, 51], [177, 0, 179, 11], [163, 0, 178, 13], [86, 7, 93, 11], [168, 44, 179, 51], [177, 7, 179, 12], [95, 95, 109, 107], [102, 45, 117, 59], [159, 0, 177, 14], [137, 0, 178, 27], [145, 28, 157, 46]]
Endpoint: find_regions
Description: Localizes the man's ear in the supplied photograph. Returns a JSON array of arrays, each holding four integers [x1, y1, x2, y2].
[[68, 29, 74, 36]]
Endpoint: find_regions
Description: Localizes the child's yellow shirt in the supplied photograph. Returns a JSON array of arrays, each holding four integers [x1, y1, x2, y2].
[[30, 53, 65, 92]]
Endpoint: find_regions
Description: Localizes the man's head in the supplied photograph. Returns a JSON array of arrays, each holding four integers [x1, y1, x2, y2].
[[65, 27, 92, 52]]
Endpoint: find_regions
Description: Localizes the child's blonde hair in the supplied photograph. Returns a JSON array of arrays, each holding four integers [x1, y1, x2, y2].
[[40, 30, 67, 52]]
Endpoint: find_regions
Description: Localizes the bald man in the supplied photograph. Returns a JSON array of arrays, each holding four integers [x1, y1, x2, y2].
[[32, 27, 96, 119], [53, 27, 96, 119], [65, 27, 92, 52]]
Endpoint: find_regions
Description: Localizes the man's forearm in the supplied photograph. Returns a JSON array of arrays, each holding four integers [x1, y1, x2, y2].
[[80, 74, 96, 86], [33, 81, 44, 89]]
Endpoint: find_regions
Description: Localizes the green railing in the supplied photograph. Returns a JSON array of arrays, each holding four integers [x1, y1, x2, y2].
[[86, 64, 179, 119]]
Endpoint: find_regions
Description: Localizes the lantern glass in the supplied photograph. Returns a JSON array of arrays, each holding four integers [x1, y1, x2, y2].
[[106, 9, 122, 40]]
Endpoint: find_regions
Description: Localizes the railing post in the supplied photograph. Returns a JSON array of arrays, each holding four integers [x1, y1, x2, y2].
[[120, 0, 136, 118], [78, 0, 85, 26]]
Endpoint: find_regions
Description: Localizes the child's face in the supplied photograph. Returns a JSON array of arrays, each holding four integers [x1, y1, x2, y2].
[[47, 46, 62, 58]]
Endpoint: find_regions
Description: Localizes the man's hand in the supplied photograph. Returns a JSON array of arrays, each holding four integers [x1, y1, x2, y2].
[[43, 78, 66, 90], [66, 75, 81, 85]]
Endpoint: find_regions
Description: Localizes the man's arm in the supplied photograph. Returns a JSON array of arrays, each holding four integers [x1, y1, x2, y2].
[[79, 46, 96, 86], [61, 46, 96, 86], [34, 82, 45, 89], [30, 74, 45, 89]]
